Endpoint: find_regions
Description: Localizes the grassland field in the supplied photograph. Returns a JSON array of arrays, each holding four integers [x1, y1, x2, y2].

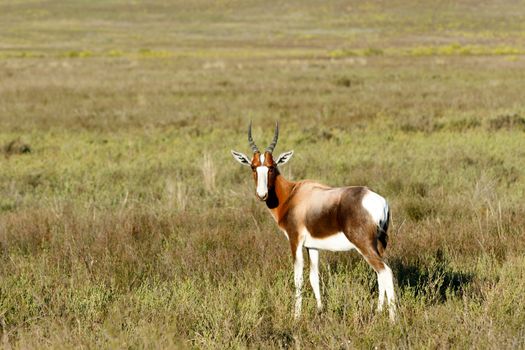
[[1, 0, 525, 348]]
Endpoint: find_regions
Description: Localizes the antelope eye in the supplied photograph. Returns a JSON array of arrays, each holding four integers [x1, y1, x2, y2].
[[269, 167, 274, 173]]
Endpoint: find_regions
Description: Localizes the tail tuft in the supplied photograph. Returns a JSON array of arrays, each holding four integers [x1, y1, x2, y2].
[[377, 201, 390, 256]]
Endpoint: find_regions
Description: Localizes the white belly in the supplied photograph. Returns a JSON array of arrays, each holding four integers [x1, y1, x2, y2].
[[304, 231, 357, 252]]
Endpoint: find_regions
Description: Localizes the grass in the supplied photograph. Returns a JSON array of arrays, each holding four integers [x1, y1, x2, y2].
[[1, 0, 525, 348]]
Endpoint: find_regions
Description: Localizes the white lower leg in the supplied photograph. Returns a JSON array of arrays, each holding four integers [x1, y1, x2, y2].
[[378, 265, 397, 321], [376, 270, 386, 312], [308, 249, 322, 310], [294, 247, 304, 319]]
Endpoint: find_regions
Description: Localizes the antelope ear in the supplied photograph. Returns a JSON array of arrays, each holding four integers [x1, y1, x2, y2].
[[275, 150, 293, 166], [231, 150, 251, 166]]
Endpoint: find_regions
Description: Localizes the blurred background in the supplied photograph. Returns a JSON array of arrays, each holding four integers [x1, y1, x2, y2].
[[0, 1, 524, 348]]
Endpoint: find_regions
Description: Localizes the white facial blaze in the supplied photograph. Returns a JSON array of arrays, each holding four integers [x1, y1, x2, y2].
[[256, 166, 269, 198], [255, 154, 269, 198]]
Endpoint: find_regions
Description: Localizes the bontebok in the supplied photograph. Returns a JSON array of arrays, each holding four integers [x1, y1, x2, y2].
[[231, 122, 397, 320]]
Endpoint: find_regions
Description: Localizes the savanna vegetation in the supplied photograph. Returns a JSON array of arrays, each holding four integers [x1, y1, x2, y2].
[[1, 0, 525, 348]]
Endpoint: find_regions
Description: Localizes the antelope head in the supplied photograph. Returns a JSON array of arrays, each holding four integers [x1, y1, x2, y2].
[[231, 122, 294, 201]]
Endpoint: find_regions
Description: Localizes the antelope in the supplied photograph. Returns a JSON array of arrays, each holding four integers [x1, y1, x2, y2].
[[231, 122, 397, 320]]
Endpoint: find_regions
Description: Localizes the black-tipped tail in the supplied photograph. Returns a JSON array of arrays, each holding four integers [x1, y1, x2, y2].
[[377, 202, 390, 256]]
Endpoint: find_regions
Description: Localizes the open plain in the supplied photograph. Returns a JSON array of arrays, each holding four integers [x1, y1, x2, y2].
[[1, 0, 525, 348]]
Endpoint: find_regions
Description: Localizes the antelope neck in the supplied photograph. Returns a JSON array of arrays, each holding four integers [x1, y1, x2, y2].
[[266, 172, 296, 221]]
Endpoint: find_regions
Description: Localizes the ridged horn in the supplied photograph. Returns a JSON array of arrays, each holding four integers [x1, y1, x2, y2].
[[248, 121, 260, 154], [265, 121, 279, 153]]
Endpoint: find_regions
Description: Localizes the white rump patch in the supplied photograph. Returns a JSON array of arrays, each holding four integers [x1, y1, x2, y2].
[[304, 231, 357, 252], [361, 190, 388, 225]]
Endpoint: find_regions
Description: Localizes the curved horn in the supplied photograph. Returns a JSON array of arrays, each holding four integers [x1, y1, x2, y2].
[[265, 121, 279, 153], [248, 121, 260, 153]]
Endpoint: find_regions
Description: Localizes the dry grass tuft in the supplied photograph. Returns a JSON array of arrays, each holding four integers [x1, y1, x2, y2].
[[3, 139, 31, 157], [202, 153, 217, 193], [488, 113, 525, 131], [1, 0, 525, 348]]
